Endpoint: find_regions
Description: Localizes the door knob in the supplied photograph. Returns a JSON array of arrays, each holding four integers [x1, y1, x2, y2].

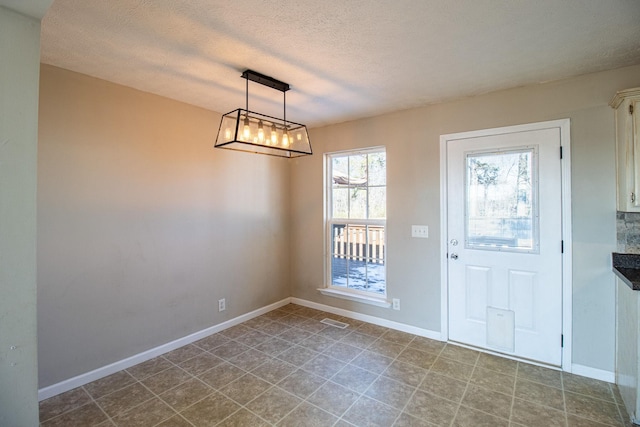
[[450, 253, 458, 260]]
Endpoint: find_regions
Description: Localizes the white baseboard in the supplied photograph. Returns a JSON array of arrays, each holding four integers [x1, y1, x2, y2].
[[38, 298, 291, 401], [40, 295, 612, 401], [291, 297, 442, 341], [571, 363, 615, 383]]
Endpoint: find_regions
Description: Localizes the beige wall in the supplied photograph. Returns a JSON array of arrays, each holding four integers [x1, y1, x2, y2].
[[291, 64, 640, 372], [0, 6, 41, 425], [37, 59, 640, 387], [37, 65, 291, 387]]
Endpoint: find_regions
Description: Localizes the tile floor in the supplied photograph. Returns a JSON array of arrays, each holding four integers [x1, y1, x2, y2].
[[39, 303, 631, 426]]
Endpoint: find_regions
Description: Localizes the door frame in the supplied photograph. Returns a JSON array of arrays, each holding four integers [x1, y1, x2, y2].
[[439, 119, 572, 371]]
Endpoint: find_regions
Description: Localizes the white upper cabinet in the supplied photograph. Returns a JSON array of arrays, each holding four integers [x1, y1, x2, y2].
[[611, 88, 640, 212]]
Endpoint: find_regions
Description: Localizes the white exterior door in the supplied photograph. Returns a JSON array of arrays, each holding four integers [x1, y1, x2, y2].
[[446, 125, 564, 366]]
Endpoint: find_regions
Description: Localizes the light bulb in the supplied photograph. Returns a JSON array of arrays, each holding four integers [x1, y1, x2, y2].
[[282, 130, 290, 147], [296, 133, 302, 141], [224, 128, 232, 140], [271, 124, 278, 145], [257, 121, 265, 143], [243, 116, 251, 140]]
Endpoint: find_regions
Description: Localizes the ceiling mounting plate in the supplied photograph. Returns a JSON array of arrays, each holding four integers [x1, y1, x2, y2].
[[241, 69, 290, 92]]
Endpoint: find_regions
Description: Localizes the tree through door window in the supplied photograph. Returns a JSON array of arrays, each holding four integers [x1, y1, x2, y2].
[[465, 147, 538, 252], [326, 148, 386, 295]]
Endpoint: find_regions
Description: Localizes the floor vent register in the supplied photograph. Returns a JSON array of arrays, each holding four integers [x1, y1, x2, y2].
[[320, 318, 349, 329]]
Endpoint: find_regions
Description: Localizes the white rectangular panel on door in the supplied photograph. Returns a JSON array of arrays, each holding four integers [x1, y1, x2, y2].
[[486, 307, 515, 352]]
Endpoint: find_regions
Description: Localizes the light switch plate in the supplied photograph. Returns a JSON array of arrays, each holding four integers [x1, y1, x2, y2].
[[411, 225, 429, 238]]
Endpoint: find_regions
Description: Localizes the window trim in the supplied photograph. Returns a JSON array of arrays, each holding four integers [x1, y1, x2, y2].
[[323, 147, 388, 301], [317, 287, 392, 308]]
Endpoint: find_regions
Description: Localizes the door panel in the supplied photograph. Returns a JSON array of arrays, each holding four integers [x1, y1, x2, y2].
[[465, 265, 489, 321], [447, 127, 562, 366], [509, 270, 536, 330]]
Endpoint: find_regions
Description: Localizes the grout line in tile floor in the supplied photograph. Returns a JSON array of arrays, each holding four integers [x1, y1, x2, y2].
[[561, 367, 568, 427], [510, 363, 519, 427], [451, 352, 478, 426], [392, 342, 442, 426], [40, 303, 630, 427], [122, 365, 197, 427]]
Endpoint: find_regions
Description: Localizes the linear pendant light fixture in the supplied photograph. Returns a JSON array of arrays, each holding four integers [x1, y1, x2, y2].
[[214, 70, 312, 158]]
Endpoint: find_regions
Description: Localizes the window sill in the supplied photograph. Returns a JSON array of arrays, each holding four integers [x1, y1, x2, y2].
[[317, 288, 392, 308]]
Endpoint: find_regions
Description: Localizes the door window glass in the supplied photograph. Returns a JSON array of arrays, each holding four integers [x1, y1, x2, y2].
[[465, 148, 538, 252]]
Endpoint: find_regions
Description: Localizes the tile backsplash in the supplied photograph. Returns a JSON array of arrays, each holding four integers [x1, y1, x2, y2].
[[617, 211, 640, 253]]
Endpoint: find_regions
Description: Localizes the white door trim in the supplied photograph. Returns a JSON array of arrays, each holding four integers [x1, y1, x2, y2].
[[439, 119, 572, 371]]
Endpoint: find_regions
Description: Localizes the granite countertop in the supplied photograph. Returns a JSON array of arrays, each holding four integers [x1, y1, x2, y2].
[[613, 252, 640, 290]]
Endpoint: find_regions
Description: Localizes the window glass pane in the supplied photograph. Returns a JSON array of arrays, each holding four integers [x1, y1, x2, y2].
[[346, 264, 368, 291], [348, 154, 367, 185], [368, 152, 386, 186], [349, 188, 367, 219], [332, 188, 348, 219], [330, 224, 348, 287], [368, 187, 386, 219], [332, 157, 349, 191], [332, 157, 348, 183], [331, 259, 348, 288], [343, 224, 366, 290], [367, 225, 385, 263], [365, 261, 386, 295], [349, 225, 368, 261], [466, 149, 536, 251]]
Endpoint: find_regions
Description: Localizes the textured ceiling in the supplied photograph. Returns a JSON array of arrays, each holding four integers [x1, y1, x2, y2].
[[41, 0, 640, 127]]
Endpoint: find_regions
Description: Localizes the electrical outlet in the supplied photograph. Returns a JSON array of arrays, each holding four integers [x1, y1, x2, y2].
[[392, 298, 400, 310], [411, 225, 429, 238], [218, 298, 226, 312]]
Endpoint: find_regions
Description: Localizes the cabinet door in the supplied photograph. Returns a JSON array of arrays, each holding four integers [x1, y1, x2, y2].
[[614, 93, 640, 212]]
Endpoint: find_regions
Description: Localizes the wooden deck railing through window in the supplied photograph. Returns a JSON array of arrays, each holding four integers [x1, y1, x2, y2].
[[332, 225, 385, 263]]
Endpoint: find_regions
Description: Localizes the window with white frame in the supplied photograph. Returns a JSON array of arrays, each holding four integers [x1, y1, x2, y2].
[[326, 148, 386, 296]]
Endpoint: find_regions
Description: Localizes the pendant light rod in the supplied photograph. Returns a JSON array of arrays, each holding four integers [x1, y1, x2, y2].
[[241, 69, 290, 93]]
